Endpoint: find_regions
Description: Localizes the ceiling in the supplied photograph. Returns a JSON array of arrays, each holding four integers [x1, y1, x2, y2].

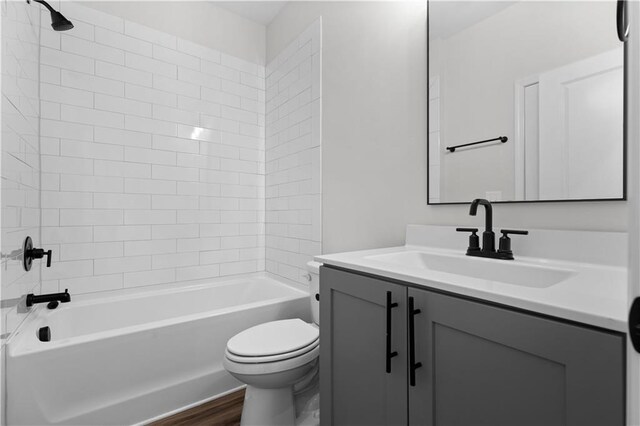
[[213, 1, 516, 34], [430, 1, 517, 39], [213, 1, 288, 26]]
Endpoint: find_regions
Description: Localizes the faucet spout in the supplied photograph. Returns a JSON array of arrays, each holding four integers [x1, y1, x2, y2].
[[469, 198, 493, 233], [469, 198, 495, 252]]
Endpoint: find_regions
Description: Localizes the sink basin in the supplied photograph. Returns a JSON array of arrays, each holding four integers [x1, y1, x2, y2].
[[365, 251, 574, 288]]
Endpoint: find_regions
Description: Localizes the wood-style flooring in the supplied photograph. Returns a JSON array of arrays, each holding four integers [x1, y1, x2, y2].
[[150, 389, 245, 426]]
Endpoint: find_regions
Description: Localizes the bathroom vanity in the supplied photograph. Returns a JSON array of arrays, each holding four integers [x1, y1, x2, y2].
[[316, 226, 628, 426]]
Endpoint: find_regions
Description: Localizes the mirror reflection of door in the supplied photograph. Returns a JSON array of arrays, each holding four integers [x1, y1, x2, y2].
[[428, 1, 625, 204], [516, 48, 623, 201]]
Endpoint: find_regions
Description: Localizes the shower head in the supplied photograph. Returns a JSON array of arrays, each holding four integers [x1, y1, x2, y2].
[[30, 0, 74, 31], [48, 9, 74, 31]]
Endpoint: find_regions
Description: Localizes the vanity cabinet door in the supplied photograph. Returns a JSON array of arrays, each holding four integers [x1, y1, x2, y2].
[[408, 288, 625, 426], [320, 267, 408, 426]]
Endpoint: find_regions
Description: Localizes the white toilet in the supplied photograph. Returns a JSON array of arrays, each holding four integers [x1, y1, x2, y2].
[[223, 261, 321, 426]]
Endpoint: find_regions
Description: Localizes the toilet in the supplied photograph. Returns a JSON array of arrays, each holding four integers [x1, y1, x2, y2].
[[223, 261, 321, 426]]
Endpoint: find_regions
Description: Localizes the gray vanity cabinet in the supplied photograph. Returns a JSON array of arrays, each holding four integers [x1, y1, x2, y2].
[[320, 266, 408, 426], [321, 266, 626, 426], [408, 288, 626, 426]]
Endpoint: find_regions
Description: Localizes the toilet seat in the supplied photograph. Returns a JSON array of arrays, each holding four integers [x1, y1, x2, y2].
[[226, 319, 319, 358], [226, 337, 319, 363], [224, 345, 319, 377]]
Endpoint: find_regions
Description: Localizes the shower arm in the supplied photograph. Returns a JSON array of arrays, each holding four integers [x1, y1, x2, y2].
[[28, 0, 56, 13]]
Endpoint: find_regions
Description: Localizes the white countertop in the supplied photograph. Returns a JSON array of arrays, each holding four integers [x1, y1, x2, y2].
[[315, 226, 629, 332]]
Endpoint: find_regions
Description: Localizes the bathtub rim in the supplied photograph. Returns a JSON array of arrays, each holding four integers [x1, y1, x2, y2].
[[8, 273, 310, 357], [58, 271, 308, 306]]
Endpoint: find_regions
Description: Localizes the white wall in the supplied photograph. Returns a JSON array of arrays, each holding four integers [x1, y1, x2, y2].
[[1, 0, 42, 342], [265, 19, 322, 285], [39, 2, 266, 294], [268, 1, 627, 255], [77, 1, 266, 65], [431, 1, 620, 202]]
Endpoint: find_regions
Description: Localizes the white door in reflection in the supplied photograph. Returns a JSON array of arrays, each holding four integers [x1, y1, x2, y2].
[[517, 48, 624, 200]]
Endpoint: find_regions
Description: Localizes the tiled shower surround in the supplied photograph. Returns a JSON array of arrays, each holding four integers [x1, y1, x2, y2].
[[36, 3, 321, 294], [265, 20, 322, 285], [39, 2, 266, 293]]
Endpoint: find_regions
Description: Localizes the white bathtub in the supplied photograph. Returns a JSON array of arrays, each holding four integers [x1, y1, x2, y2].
[[6, 274, 310, 425]]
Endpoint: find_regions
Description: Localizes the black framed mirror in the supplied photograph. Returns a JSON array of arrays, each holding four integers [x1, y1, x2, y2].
[[427, 0, 627, 205]]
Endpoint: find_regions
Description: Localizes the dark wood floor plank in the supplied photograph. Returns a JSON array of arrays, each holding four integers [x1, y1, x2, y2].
[[150, 389, 245, 426]]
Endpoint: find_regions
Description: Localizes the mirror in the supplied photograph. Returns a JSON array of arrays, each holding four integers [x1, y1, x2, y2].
[[428, 0, 625, 204]]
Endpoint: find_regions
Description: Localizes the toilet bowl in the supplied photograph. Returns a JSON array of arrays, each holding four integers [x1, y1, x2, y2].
[[223, 261, 321, 426]]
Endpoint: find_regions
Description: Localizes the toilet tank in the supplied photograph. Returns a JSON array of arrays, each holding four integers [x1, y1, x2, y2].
[[306, 261, 322, 325]]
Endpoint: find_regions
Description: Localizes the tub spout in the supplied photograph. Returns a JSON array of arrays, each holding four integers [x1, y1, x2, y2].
[[26, 289, 70, 308]]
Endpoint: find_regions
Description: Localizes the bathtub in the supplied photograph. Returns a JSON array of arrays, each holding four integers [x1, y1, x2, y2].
[[6, 274, 310, 425]]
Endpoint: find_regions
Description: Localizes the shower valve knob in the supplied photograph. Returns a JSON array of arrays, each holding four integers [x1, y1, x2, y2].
[[22, 236, 53, 271]]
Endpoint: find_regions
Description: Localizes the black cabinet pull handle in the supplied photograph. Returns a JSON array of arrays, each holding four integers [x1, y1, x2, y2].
[[617, 0, 629, 42], [385, 291, 398, 373], [409, 296, 422, 387]]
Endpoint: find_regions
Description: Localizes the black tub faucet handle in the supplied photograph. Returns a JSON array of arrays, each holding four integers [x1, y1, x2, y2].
[[22, 236, 53, 271], [31, 248, 52, 267]]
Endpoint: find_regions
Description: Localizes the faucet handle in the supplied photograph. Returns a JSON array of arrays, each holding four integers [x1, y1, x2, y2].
[[456, 228, 480, 253], [500, 229, 529, 236], [456, 227, 478, 233], [498, 229, 528, 259]]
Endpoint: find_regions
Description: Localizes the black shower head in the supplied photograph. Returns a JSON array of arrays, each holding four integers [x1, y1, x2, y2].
[[31, 0, 74, 31], [49, 9, 74, 31]]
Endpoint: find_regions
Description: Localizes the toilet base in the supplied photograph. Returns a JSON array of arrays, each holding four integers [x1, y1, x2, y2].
[[241, 385, 295, 426]]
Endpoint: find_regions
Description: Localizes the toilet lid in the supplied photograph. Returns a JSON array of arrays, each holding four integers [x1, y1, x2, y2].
[[225, 340, 318, 364], [227, 319, 319, 357]]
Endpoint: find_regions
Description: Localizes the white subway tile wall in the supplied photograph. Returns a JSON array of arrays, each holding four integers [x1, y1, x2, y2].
[[265, 19, 322, 285], [39, 2, 267, 294], [1, 0, 42, 341]]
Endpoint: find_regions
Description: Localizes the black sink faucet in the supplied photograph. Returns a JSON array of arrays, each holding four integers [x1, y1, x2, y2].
[[457, 199, 528, 260], [469, 198, 495, 252]]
